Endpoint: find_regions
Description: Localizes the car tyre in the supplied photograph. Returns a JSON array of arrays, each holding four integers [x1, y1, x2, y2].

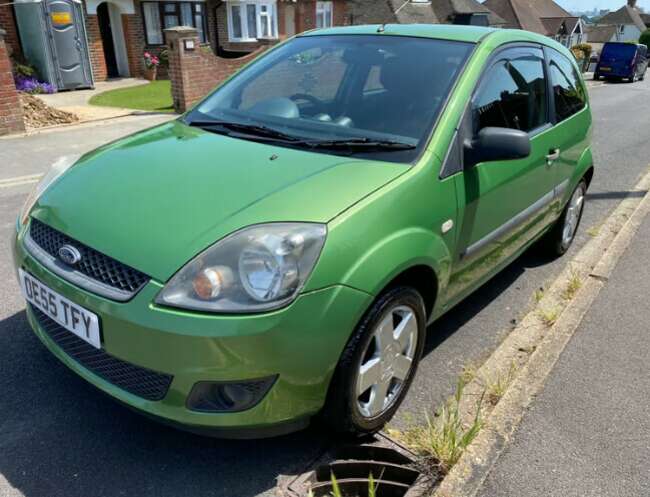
[[541, 179, 587, 257], [593, 72, 600, 81], [321, 286, 426, 436]]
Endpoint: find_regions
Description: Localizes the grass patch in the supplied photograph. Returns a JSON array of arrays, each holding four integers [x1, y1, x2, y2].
[[388, 380, 484, 475], [89, 80, 174, 112]]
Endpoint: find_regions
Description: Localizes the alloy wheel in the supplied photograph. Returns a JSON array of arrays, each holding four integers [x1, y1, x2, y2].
[[355, 305, 418, 418], [562, 184, 586, 248]]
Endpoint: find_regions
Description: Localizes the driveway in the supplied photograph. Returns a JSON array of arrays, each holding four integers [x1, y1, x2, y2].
[[1, 79, 650, 497]]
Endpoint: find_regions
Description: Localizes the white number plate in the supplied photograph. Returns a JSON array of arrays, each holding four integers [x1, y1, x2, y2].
[[19, 269, 101, 349]]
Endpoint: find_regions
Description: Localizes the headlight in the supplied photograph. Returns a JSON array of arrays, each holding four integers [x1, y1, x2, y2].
[[19, 155, 80, 226], [156, 223, 327, 313]]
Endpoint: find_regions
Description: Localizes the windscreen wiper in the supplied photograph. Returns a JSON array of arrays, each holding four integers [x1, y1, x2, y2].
[[185, 119, 302, 142], [304, 137, 417, 151]]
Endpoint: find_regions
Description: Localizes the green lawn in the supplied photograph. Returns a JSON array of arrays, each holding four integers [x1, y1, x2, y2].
[[89, 80, 174, 112]]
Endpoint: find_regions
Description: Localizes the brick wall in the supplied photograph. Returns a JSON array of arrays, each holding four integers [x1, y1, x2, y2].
[[165, 26, 266, 112], [0, 29, 25, 135], [122, 13, 144, 77], [86, 14, 108, 82], [0, 4, 21, 58]]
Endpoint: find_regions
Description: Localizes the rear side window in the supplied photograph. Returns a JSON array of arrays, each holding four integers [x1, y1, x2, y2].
[[548, 49, 586, 122], [473, 49, 548, 133]]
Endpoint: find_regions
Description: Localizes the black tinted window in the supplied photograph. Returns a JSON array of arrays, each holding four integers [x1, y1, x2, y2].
[[474, 52, 548, 133], [549, 50, 586, 122]]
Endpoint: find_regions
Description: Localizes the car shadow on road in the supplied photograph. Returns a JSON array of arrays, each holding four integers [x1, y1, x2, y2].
[[0, 311, 330, 497]]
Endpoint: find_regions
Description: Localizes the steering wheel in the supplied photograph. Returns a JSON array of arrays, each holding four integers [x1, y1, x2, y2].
[[289, 93, 324, 107]]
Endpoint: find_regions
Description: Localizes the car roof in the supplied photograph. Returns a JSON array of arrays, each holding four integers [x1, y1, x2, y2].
[[299, 24, 552, 45]]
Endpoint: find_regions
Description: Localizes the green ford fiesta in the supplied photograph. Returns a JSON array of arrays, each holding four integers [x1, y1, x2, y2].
[[13, 25, 593, 437]]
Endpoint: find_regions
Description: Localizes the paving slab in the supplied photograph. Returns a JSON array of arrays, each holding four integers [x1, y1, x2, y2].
[[476, 209, 650, 497]]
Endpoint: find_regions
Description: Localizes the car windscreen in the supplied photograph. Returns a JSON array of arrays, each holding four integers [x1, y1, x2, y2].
[[601, 43, 637, 60], [185, 35, 474, 163]]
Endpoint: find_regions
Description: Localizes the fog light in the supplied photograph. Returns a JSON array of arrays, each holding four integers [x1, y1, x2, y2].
[[186, 376, 277, 413]]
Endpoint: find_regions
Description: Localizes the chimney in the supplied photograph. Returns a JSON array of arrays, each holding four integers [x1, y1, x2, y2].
[[628, 0, 638, 9]]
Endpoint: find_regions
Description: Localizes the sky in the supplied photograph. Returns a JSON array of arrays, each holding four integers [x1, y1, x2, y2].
[[555, 0, 650, 11]]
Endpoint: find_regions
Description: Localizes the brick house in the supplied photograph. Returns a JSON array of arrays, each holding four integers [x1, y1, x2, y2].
[[483, 0, 586, 48], [0, 0, 349, 85]]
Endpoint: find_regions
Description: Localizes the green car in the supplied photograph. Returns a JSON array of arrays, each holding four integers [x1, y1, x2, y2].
[[13, 25, 593, 437]]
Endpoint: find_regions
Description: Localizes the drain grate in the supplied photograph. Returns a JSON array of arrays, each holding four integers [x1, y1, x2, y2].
[[283, 434, 432, 497]]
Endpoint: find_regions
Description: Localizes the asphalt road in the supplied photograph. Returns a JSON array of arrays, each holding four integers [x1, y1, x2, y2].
[[1, 79, 649, 497]]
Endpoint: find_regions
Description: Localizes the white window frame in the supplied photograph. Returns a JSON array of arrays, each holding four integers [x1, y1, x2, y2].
[[227, 0, 278, 42], [316, 1, 333, 29]]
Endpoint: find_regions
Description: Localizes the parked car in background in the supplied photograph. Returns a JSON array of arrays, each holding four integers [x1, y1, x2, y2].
[[13, 25, 594, 438], [594, 42, 648, 82]]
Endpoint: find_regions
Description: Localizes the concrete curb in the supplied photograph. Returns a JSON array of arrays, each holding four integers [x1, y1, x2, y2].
[[432, 166, 650, 497]]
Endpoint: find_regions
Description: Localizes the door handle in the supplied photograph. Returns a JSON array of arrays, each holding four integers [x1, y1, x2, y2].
[[546, 148, 560, 165]]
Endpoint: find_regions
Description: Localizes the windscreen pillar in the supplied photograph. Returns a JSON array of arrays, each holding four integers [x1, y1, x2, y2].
[[165, 26, 267, 113], [0, 29, 25, 136]]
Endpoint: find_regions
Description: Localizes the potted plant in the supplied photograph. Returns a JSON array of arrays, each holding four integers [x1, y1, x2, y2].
[[143, 52, 160, 81]]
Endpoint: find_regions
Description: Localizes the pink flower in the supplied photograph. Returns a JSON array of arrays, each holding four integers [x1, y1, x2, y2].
[[144, 52, 151, 58]]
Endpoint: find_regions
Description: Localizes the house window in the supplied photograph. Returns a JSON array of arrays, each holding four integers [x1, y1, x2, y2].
[[316, 1, 333, 28], [142, 1, 207, 45], [227, 1, 278, 42]]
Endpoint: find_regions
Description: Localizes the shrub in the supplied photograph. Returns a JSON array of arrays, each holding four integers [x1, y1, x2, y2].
[[640, 29, 650, 51]]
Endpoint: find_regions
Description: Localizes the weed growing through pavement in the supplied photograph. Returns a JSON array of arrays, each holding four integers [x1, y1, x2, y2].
[[533, 287, 545, 303], [308, 472, 378, 497], [587, 225, 601, 237], [388, 379, 484, 475], [483, 362, 517, 406], [562, 270, 582, 301], [538, 307, 559, 327]]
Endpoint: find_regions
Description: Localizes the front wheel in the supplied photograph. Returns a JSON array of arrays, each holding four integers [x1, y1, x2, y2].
[[321, 287, 426, 435], [541, 180, 587, 257]]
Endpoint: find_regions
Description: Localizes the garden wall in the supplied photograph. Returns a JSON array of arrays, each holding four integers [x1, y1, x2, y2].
[[0, 29, 25, 136]]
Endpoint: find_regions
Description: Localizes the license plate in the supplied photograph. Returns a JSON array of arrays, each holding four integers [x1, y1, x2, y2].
[[600, 67, 611, 72], [19, 269, 101, 349]]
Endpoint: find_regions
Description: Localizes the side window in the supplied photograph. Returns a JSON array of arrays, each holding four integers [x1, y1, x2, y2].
[[473, 51, 548, 134], [548, 50, 586, 122]]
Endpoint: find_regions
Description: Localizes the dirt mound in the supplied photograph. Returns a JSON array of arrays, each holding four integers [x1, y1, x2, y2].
[[20, 94, 79, 129]]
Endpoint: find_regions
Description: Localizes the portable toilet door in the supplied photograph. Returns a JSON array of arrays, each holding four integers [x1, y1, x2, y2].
[[44, 0, 93, 90]]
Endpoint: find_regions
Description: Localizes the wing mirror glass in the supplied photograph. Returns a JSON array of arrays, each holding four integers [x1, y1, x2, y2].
[[464, 127, 531, 168]]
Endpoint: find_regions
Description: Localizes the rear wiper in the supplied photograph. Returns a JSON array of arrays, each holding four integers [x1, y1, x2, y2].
[[185, 119, 302, 142], [304, 138, 416, 151]]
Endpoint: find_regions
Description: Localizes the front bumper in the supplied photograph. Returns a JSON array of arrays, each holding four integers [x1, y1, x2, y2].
[[12, 225, 372, 436]]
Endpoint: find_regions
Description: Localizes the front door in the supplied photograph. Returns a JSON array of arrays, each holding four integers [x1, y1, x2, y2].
[[45, 0, 93, 89], [97, 2, 119, 78], [448, 45, 558, 301]]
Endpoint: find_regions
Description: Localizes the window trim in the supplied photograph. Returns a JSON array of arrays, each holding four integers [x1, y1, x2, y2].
[[544, 46, 588, 125], [141, 0, 208, 47], [226, 0, 279, 43], [316, 1, 333, 29]]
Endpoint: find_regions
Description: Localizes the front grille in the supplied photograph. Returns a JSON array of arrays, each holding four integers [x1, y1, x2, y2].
[[31, 305, 173, 401], [29, 219, 149, 296]]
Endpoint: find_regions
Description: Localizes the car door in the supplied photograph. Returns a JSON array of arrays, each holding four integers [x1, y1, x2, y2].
[[446, 45, 558, 303], [544, 48, 591, 204]]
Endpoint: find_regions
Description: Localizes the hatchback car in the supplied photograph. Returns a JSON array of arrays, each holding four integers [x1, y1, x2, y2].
[[594, 42, 648, 82], [13, 25, 593, 437]]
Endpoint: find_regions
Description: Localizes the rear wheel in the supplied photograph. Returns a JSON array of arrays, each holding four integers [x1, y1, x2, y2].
[[593, 72, 600, 81], [541, 180, 587, 257], [322, 287, 426, 435]]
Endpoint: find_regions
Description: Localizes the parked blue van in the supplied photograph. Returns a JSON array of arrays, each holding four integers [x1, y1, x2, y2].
[[594, 42, 648, 82]]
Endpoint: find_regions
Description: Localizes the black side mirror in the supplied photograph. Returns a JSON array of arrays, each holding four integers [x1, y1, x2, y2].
[[464, 127, 531, 168]]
